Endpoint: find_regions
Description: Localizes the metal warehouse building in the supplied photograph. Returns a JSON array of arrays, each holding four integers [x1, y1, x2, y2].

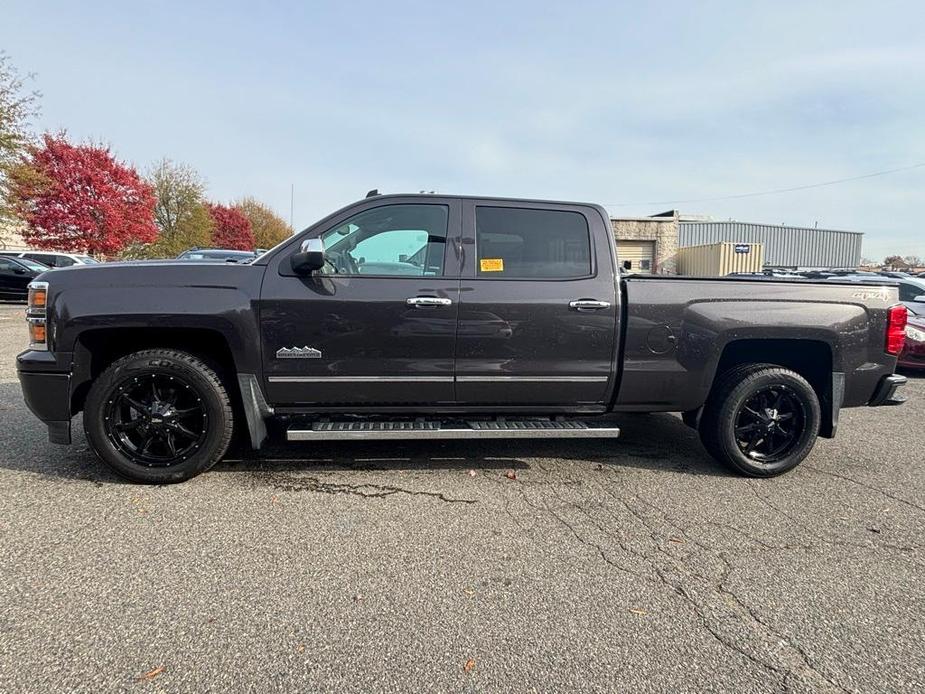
[[612, 211, 864, 273], [679, 220, 863, 270]]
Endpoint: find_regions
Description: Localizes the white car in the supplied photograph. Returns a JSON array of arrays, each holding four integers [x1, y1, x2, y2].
[[0, 250, 100, 268]]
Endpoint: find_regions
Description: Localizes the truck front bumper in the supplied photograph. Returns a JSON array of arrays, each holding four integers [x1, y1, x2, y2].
[[17, 350, 72, 444], [868, 374, 907, 407]]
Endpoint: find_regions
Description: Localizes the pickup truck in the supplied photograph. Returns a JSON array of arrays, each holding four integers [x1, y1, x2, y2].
[[17, 193, 909, 483]]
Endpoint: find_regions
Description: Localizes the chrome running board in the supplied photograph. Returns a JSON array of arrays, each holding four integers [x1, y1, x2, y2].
[[286, 418, 620, 441]]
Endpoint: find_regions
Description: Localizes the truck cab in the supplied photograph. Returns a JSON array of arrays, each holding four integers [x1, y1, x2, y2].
[[259, 195, 619, 410]]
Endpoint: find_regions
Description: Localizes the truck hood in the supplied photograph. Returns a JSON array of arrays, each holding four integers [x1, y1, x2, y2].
[[37, 259, 265, 290]]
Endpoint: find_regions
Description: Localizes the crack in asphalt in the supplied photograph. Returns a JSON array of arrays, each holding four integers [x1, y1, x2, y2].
[[803, 465, 925, 514], [269, 476, 477, 504], [745, 481, 924, 560], [497, 466, 859, 692]]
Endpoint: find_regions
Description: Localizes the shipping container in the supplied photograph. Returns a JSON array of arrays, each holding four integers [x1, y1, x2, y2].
[[679, 221, 862, 269], [677, 242, 765, 276]]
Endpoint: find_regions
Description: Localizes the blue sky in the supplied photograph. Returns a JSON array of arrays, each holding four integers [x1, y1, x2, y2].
[[3, 0, 923, 260]]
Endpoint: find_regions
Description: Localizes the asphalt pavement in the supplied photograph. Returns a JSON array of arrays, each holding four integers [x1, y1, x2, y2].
[[0, 301, 922, 693]]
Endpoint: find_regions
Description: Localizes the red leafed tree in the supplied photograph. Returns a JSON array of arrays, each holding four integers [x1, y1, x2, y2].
[[207, 202, 254, 250], [10, 133, 157, 255]]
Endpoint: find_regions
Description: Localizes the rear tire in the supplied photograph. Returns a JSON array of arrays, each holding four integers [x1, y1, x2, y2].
[[83, 349, 234, 483], [699, 364, 820, 477]]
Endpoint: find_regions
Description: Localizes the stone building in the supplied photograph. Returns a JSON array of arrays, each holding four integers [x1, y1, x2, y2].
[[610, 213, 679, 274]]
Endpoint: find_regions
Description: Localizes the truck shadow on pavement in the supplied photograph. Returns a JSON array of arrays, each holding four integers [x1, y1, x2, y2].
[[0, 381, 731, 483], [217, 412, 732, 479]]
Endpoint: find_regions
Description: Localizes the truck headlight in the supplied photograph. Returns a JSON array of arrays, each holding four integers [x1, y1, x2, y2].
[[26, 280, 49, 350], [906, 325, 925, 343]]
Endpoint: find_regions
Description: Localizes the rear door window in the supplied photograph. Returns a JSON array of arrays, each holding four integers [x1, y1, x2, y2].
[[475, 207, 591, 278]]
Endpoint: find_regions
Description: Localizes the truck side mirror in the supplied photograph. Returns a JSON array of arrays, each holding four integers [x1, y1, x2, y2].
[[915, 295, 925, 303], [290, 238, 326, 274]]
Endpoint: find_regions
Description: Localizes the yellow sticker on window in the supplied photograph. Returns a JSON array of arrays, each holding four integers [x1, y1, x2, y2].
[[480, 258, 504, 272]]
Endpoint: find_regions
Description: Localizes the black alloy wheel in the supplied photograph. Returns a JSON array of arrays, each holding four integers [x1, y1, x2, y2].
[[732, 384, 806, 464], [84, 349, 234, 483], [104, 372, 208, 467]]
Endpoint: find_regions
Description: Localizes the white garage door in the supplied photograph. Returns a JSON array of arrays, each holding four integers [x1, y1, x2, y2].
[[617, 240, 655, 273]]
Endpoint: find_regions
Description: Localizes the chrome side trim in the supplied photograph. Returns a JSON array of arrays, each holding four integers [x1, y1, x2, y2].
[[287, 427, 622, 441], [268, 375, 608, 384], [456, 376, 608, 383], [268, 376, 454, 383]]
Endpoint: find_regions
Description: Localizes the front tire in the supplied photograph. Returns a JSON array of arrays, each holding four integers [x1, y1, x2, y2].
[[699, 364, 820, 477], [83, 349, 234, 483]]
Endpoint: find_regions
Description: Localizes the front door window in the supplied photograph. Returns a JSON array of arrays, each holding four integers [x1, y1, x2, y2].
[[320, 204, 448, 277]]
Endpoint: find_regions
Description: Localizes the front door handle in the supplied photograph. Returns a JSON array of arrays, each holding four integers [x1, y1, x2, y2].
[[407, 296, 453, 308], [569, 299, 611, 310]]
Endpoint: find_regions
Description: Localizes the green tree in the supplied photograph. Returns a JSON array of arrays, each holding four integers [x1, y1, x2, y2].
[[142, 159, 213, 258], [0, 53, 40, 244], [234, 196, 292, 249]]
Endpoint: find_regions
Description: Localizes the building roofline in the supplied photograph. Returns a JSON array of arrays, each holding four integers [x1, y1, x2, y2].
[[610, 215, 678, 222], [679, 219, 864, 236]]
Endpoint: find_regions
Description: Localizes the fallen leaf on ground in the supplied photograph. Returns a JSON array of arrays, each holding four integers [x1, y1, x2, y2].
[[135, 666, 164, 682], [668, 537, 684, 544], [296, 644, 305, 653], [464, 658, 476, 673], [504, 471, 517, 481], [468, 469, 477, 477], [629, 608, 647, 616]]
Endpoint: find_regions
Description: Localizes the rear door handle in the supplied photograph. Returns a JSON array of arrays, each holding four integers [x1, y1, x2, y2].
[[407, 296, 453, 308], [569, 299, 611, 310]]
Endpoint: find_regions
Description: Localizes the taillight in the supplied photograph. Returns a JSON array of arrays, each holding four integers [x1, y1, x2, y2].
[[26, 280, 49, 351], [886, 304, 908, 355]]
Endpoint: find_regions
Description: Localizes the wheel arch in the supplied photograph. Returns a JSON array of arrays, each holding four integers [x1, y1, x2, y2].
[[71, 327, 239, 415], [708, 338, 838, 438]]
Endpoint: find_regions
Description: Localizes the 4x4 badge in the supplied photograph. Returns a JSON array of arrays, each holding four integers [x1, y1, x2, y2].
[[276, 346, 322, 359]]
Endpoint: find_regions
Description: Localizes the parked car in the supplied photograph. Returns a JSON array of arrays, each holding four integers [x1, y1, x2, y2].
[[899, 306, 925, 370], [17, 193, 908, 483], [0, 256, 51, 301], [176, 248, 257, 263], [727, 270, 803, 279], [826, 275, 925, 315], [879, 271, 911, 279], [1, 250, 99, 268]]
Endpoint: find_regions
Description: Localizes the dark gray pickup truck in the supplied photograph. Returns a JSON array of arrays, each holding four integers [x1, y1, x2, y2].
[[17, 193, 908, 483]]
